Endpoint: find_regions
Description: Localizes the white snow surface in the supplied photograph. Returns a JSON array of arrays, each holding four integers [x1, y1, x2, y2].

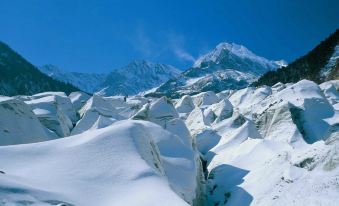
[[69, 91, 91, 112], [0, 96, 55, 145], [24, 93, 76, 137], [0, 120, 199, 206], [1, 79, 338, 206]]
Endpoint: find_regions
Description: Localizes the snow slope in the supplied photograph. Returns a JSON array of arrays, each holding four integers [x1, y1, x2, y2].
[[180, 79, 339, 206], [0, 120, 201, 206], [24, 92, 76, 137], [0, 96, 55, 145]]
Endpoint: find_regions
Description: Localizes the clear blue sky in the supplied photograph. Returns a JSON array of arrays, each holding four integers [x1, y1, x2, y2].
[[0, 0, 338, 73]]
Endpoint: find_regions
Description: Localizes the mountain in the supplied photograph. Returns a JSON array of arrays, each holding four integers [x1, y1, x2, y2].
[[0, 41, 80, 96], [149, 42, 283, 98], [39, 60, 180, 96], [98, 60, 181, 96], [253, 29, 339, 87], [39, 64, 107, 94]]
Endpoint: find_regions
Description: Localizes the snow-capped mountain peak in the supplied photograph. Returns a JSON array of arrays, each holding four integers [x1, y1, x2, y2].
[[39, 60, 180, 96], [98, 60, 181, 96], [118, 59, 180, 76], [193, 42, 280, 70], [151, 42, 284, 98]]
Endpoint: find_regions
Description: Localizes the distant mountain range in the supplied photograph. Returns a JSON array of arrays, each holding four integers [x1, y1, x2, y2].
[[0, 41, 79, 96], [253, 29, 338, 87], [148, 42, 285, 98], [39, 65, 107, 94], [39, 60, 180, 96], [1, 29, 337, 98], [97, 60, 181, 96]]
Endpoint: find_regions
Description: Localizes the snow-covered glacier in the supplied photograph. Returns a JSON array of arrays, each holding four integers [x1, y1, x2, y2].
[[0, 79, 338, 206]]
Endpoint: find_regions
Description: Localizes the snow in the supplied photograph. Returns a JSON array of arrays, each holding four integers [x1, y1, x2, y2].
[[1, 78, 338, 206], [228, 86, 272, 116], [192, 91, 219, 107], [132, 97, 179, 127], [0, 97, 55, 145], [320, 80, 339, 109], [204, 99, 233, 123], [182, 79, 338, 206], [0, 120, 200, 206], [39, 61, 180, 96], [155, 42, 282, 98], [24, 94, 74, 137], [39, 64, 107, 93], [131, 97, 196, 149], [193, 42, 281, 73], [185, 108, 209, 136], [99, 60, 181, 96], [175, 95, 195, 114], [69, 91, 91, 112], [72, 95, 123, 135], [32, 92, 77, 123]]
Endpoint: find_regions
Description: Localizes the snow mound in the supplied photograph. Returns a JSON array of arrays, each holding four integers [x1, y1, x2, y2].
[[229, 86, 272, 116], [71, 95, 123, 135], [0, 96, 55, 145], [25, 94, 74, 137], [32, 92, 77, 123], [0, 120, 200, 206], [320, 81, 339, 109], [132, 97, 193, 147], [192, 91, 219, 108], [69, 91, 91, 113], [175, 95, 195, 114], [258, 80, 336, 144], [132, 97, 179, 127], [114, 95, 150, 118], [185, 107, 210, 136], [204, 99, 233, 124]]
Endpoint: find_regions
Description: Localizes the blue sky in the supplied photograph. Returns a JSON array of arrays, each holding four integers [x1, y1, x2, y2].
[[0, 0, 338, 73]]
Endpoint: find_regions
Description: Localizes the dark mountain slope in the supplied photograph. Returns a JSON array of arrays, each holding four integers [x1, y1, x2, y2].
[[0, 41, 79, 96], [253, 29, 339, 87]]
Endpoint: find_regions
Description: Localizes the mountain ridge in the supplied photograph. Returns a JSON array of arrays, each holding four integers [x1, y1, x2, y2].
[[253, 29, 339, 87], [39, 60, 181, 96], [39, 64, 107, 94], [148, 42, 283, 98], [0, 41, 80, 96]]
